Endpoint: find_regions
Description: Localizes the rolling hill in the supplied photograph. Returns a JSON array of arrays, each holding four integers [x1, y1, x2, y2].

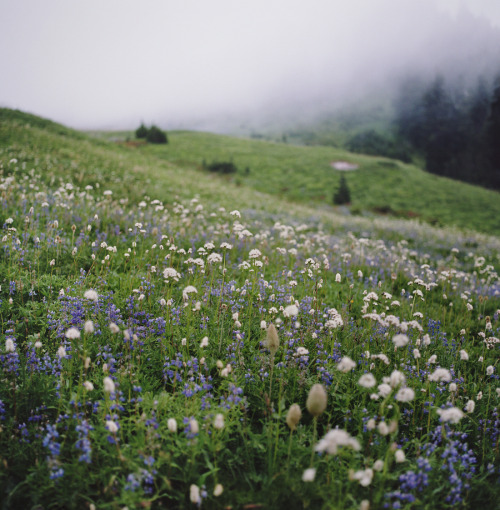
[[2, 107, 500, 236]]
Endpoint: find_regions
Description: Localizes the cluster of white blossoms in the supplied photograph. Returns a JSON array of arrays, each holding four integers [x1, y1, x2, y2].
[[437, 407, 465, 423], [315, 429, 361, 455], [429, 368, 452, 382], [337, 356, 356, 373]]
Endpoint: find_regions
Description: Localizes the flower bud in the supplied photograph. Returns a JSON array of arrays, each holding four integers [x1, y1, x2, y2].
[[266, 324, 280, 356], [306, 384, 327, 417], [286, 403, 302, 431]]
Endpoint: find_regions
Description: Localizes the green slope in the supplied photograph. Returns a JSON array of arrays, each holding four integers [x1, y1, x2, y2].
[[137, 130, 500, 235], [1, 108, 499, 235]]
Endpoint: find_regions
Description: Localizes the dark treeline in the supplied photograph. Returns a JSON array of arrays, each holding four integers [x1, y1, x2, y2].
[[394, 73, 500, 189]]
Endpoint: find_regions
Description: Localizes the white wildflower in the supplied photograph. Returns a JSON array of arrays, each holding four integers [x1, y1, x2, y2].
[[352, 468, 374, 487], [395, 387, 415, 402], [337, 356, 356, 373], [103, 376, 115, 393], [429, 368, 452, 382], [437, 407, 464, 424], [190, 419, 199, 434], [377, 383, 392, 398], [190, 485, 201, 504], [302, 468, 316, 482], [390, 370, 406, 388], [358, 373, 377, 388], [83, 381, 94, 391], [392, 334, 409, 348], [106, 420, 118, 433], [315, 429, 361, 455], [377, 421, 389, 435], [283, 304, 299, 317], [465, 400, 475, 413], [395, 449, 406, 463], [182, 285, 198, 300], [213, 413, 225, 429], [84, 289, 99, 301], [65, 327, 81, 340]]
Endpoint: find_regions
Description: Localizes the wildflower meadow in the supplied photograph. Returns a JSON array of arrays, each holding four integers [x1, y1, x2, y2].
[[0, 117, 499, 509]]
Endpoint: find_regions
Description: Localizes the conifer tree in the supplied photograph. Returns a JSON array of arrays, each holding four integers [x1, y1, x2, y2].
[[333, 174, 351, 205]]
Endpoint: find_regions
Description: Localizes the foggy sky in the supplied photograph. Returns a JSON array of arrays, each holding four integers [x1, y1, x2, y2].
[[1, 0, 500, 130]]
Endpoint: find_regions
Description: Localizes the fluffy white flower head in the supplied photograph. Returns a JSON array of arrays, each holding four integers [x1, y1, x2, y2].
[[392, 334, 409, 348], [84, 289, 99, 301], [315, 429, 361, 455], [337, 356, 356, 373], [437, 407, 464, 424], [65, 327, 81, 340]]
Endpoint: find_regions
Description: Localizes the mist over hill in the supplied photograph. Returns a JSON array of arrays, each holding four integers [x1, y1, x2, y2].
[[172, 7, 500, 137]]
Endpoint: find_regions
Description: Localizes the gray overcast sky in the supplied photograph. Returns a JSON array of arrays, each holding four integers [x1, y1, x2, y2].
[[1, 0, 500, 129]]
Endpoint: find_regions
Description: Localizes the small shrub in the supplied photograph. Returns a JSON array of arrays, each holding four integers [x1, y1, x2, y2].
[[135, 123, 148, 139], [206, 161, 237, 174], [135, 124, 168, 144], [146, 125, 168, 144]]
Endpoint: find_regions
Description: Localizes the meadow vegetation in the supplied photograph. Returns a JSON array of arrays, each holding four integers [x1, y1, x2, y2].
[[140, 130, 500, 235], [0, 108, 499, 509]]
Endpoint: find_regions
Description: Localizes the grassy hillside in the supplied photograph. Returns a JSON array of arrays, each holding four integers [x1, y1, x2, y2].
[[2, 108, 499, 237], [93, 129, 500, 235], [0, 108, 499, 509]]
